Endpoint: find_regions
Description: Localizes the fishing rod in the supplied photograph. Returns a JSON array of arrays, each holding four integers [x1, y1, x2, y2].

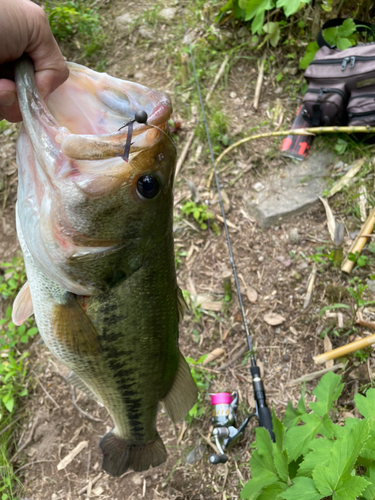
[[178, 1, 275, 463]]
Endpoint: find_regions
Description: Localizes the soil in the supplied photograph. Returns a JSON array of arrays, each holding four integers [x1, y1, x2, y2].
[[1, 1, 375, 499]]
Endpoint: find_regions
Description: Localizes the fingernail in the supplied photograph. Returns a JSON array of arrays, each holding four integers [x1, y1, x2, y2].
[[0, 92, 16, 107]]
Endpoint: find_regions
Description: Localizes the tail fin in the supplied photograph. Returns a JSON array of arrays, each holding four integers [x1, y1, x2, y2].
[[99, 431, 167, 476]]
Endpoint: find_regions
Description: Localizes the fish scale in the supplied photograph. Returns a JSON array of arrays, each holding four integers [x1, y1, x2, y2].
[[13, 56, 197, 476]]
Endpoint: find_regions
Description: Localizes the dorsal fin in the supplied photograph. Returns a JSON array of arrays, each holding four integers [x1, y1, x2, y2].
[[12, 281, 34, 326]]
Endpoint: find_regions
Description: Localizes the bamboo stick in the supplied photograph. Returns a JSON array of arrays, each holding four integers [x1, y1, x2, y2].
[[206, 125, 375, 188], [314, 334, 375, 365], [181, 53, 189, 86], [341, 206, 375, 273], [253, 57, 265, 110]]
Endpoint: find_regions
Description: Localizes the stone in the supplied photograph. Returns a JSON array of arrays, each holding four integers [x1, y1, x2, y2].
[[282, 353, 291, 362], [230, 91, 237, 99], [158, 7, 177, 21], [243, 150, 334, 229], [115, 13, 136, 34], [138, 26, 155, 40], [289, 227, 300, 244], [253, 182, 265, 192], [367, 279, 375, 293], [186, 445, 204, 465]]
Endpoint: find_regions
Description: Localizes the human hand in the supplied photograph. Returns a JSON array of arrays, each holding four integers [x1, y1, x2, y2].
[[0, 0, 69, 122]]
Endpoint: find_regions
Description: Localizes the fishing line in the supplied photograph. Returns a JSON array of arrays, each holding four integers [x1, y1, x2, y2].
[[178, 0, 275, 446]]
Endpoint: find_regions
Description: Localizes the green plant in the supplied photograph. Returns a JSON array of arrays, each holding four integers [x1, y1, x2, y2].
[[241, 372, 375, 499], [185, 355, 214, 423], [181, 201, 214, 230], [45, 1, 106, 58]]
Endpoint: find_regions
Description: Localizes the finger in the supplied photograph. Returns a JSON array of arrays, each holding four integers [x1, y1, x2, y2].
[[24, 2, 69, 99], [0, 78, 21, 122]]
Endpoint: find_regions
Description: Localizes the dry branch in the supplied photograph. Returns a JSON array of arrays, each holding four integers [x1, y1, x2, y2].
[[341, 206, 375, 273], [175, 131, 195, 179], [57, 440, 88, 471], [314, 334, 375, 365], [286, 363, 345, 386], [253, 57, 265, 110], [205, 55, 229, 103]]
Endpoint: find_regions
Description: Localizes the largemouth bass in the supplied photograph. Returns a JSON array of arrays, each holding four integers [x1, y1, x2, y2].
[[12, 56, 197, 476]]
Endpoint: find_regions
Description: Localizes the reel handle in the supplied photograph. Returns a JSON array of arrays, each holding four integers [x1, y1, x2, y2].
[[209, 454, 228, 464]]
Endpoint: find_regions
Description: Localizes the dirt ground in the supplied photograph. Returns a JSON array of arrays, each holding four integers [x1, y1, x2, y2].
[[1, 1, 375, 499]]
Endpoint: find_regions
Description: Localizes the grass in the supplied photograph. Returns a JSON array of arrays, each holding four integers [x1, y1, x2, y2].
[[0, 257, 39, 499]]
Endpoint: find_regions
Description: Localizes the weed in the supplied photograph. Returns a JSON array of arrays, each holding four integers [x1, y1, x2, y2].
[[45, 1, 106, 58], [181, 201, 214, 230], [185, 355, 215, 424], [241, 372, 375, 500], [175, 249, 188, 268]]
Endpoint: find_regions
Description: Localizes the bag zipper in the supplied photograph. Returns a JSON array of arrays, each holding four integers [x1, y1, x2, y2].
[[306, 88, 347, 101], [348, 109, 375, 118], [310, 55, 375, 71]]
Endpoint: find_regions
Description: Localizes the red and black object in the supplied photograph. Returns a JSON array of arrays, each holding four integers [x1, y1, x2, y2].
[[280, 105, 313, 161]]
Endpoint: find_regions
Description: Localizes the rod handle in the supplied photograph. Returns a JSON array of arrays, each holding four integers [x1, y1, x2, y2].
[[209, 454, 228, 464], [258, 406, 275, 442]]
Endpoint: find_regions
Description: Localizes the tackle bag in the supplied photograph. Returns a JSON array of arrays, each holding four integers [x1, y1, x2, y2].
[[302, 19, 375, 127]]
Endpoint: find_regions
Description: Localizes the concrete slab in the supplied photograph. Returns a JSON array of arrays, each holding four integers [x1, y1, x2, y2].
[[243, 150, 334, 229]]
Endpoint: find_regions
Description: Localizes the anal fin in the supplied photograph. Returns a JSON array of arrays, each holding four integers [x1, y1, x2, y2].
[[12, 281, 34, 326], [100, 431, 167, 476], [162, 351, 198, 423], [67, 371, 99, 402], [52, 294, 100, 356]]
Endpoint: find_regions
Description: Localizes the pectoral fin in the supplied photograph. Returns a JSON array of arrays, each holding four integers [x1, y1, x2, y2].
[[177, 287, 188, 323], [52, 294, 100, 356], [12, 282, 34, 326], [162, 352, 198, 423], [67, 371, 99, 402]]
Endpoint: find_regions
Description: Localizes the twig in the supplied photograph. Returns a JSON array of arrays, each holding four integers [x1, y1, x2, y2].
[[57, 440, 88, 470], [342, 206, 375, 274], [77, 472, 103, 495], [356, 318, 375, 330], [14, 459, 50, 474], [286, 363, 345, 387], [175, 131, 195, 179], [11, 414, 40, 462], [314, 334, 375, 365], [303, 264, 317, 309], [327, 158, 366, 198], [197, 430, 219, 454], [217, 344, 248, 371], [205, 55, 229, 103], [32, 371, 60, 409], [71, 387, 103, 423], [253, 57, 265, 110]]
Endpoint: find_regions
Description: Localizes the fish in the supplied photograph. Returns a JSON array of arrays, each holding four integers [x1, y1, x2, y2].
[[12, 56, 197, 476]]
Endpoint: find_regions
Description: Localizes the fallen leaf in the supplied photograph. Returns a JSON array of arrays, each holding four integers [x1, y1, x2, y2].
[[202, 347, 225, 366], [246, 286, 258, 303], [263, 313, 285, 326], [324, 335, 334, 369]]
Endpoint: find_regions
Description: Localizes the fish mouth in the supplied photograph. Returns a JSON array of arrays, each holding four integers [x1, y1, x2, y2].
[[46, 62, 173, 161]]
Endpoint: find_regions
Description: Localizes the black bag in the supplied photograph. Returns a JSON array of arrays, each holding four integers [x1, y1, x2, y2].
[[302, 19, 375, 127]]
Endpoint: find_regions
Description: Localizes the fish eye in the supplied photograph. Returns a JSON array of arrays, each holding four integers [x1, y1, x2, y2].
[[136, 175, 160, 199]]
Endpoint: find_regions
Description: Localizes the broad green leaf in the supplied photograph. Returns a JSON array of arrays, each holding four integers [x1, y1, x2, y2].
[[309, 372, 343, 417], [283, 401, 303, 430], [336, 38, 353, 50], [297, 383, 307, 415], [362, 463, 375, 500], [323, 27, 339, 45], [273, 447, 288, 482], [278, 477, 324, 500], [240, 470, 278, 500], [355, 388, 375, 419], [251, 427, 278, 476], [333, 475, 370, 500], [300, 42, 319, 69], [313, 464, 334, 496], [320, 413, 335, 439], [257, 481, 287, 499], [297, 438, 333, 478], [276, 0, 310, 17], [262, 22, 280, 47], [337, 19, 356, 38], [313, 419, 373, 495], [272, 408, 285, 452], [250, 10, 265, 34], [285, 413, 323, 462], [241, 0, 274, 19]]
